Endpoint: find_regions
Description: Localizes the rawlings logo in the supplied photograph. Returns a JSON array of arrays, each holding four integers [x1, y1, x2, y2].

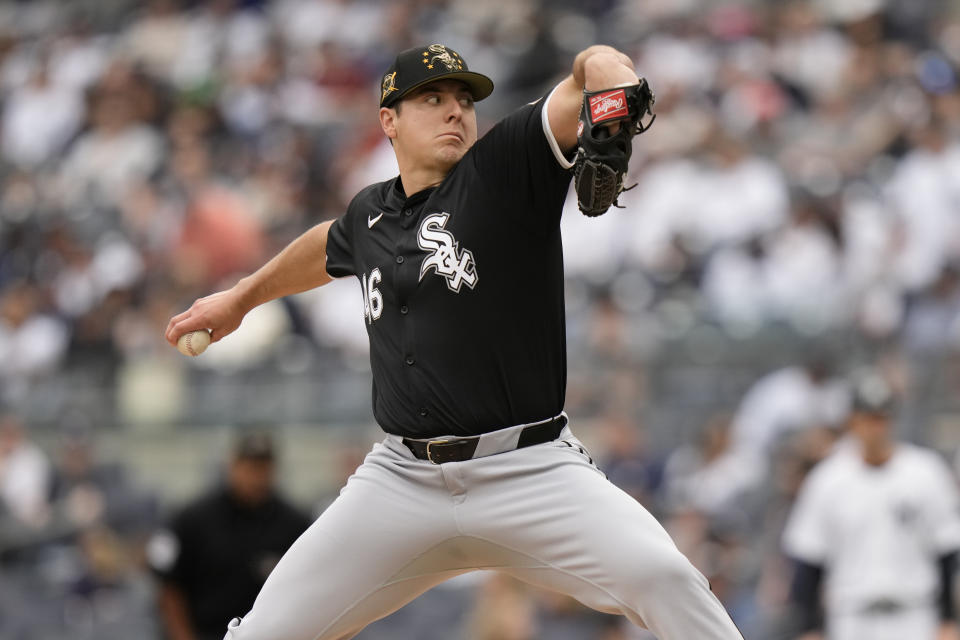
[[590, 89, 629, 124]]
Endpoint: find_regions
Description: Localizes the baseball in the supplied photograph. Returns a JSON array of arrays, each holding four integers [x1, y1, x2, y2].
[[177, 330, 212, 357]]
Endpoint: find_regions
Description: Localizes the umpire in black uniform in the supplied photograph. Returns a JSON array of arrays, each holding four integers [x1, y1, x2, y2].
[[148, 433, 311, 640]]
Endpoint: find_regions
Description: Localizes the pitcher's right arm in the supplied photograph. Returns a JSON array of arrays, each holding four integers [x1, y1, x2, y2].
[[165, 220, 336, 346]]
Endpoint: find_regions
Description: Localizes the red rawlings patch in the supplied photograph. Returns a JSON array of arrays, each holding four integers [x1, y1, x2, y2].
[[589, 89, 629, 124]]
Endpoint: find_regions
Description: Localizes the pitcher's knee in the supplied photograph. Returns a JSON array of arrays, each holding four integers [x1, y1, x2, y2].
[[633, 547, 708, 597]]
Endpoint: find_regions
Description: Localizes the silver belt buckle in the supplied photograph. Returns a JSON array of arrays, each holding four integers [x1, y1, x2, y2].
[[426, 439, 450, 464]]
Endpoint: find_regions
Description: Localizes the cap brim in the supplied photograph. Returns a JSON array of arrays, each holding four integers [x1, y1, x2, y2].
[[384, 71, 494, 108]]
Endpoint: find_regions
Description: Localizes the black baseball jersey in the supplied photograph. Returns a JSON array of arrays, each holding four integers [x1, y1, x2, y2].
[[326, 93, 574, 438]]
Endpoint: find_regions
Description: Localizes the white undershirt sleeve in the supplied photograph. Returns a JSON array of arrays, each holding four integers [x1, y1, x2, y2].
[[541, 85, 575, 170]]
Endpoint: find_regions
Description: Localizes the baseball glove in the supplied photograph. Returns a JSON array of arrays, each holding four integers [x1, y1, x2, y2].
[[574, 80, 655, 217]]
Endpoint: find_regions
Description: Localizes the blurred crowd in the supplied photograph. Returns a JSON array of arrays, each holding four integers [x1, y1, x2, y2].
[[0, 0, 959, 410], [1, 0, 960, 638]]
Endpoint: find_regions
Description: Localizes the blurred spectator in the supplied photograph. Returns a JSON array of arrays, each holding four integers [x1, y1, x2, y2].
[[122, 0, 189, 82], [1, 53, 84, 168], [772, 2, 853, 102], [353, 573, 482, 640], [0, 415, 157, 564], [761, 197, 844, 332], [730, 360, 849, 455], [663, 413, 766, 520], [147, 432, 311, 640], [534, 588, 628, 640], [839, 186, 903, 339], [171, 0, 271, 91], [52, 230, 144, 322], [467, 573, 538, 640], [0, 412, 51, 529], [272, 0, 387, 53], [781, 372, 960, 640], [0, 0, 957, 430], [0, 281, 70, 406], [216, 42, 285, 136], [701, 236, 769, 333], [57, 83, 163, 209], [620, 131, 789, 280], [685, 132, 789, 253], [56, 524, 160, 640], [171, 141, 267, 288], [886, 119, 960, 293], [596, 411, 657, 505], [0, 0, 957, 637], [28, 420, 162, 640], [49, 419, 159, 537], [47, 20, 112, 91], [903, 264, 960, 354]]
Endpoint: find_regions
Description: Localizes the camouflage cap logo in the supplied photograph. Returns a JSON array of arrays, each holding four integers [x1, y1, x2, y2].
[[422, 44, 463, 71]]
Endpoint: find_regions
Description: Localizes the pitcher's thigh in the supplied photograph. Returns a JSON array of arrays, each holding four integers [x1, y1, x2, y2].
[[463, 445, 743, 639], [225, 452, 458, 640]]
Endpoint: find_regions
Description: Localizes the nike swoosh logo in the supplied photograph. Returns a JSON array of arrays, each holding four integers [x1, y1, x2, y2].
[[368, 212, 384, 229]]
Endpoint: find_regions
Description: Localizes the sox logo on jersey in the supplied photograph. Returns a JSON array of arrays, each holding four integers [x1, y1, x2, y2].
[[418, 212, 478, 292]]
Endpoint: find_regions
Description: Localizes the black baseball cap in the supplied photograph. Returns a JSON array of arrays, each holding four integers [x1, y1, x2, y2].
[[851, 372, 896, 416], [379, 44, 494, 109], [233, 432, 275, 461]]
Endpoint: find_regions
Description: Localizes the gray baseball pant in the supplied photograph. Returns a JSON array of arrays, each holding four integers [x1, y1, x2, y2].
[[224, 420, 744, 640]]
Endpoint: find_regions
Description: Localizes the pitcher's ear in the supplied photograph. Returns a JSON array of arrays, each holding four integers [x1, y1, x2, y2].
[[380, 107, 398, 141]]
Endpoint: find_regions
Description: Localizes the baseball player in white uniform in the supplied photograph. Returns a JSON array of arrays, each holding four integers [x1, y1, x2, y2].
[[166, 43, 744, 640], [782, 373, 960, 640]]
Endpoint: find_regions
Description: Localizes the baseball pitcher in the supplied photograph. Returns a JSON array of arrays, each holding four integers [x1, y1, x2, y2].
[[166, 43, 743, 640]]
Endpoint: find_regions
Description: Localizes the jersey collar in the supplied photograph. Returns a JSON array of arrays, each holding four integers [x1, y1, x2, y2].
[[390, 176, 437, 210]]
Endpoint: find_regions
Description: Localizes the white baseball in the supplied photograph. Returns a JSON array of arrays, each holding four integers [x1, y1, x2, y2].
[[177, 330, 212, 357]]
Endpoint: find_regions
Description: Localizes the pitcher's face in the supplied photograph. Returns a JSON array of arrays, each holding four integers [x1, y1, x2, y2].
[[383, 80, 478, 175]]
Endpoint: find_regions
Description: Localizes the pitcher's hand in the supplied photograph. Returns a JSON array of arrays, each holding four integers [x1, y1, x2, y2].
[[165, 288, 248, 347]]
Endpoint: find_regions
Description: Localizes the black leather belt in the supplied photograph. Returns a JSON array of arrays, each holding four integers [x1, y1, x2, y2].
[[860, 599, 907, 615], [403, 415, 568, 464]]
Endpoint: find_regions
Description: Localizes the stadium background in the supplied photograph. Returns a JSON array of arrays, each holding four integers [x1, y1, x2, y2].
[[1, 0, 960, 638]]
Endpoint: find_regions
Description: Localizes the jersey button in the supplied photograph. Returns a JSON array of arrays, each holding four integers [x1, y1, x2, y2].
[[395, 255, 404, 264], [405, 356, 415, 366], [400, 305, 409, 315], [403, 209, 413, 216], [418, 407, 429, 417]]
